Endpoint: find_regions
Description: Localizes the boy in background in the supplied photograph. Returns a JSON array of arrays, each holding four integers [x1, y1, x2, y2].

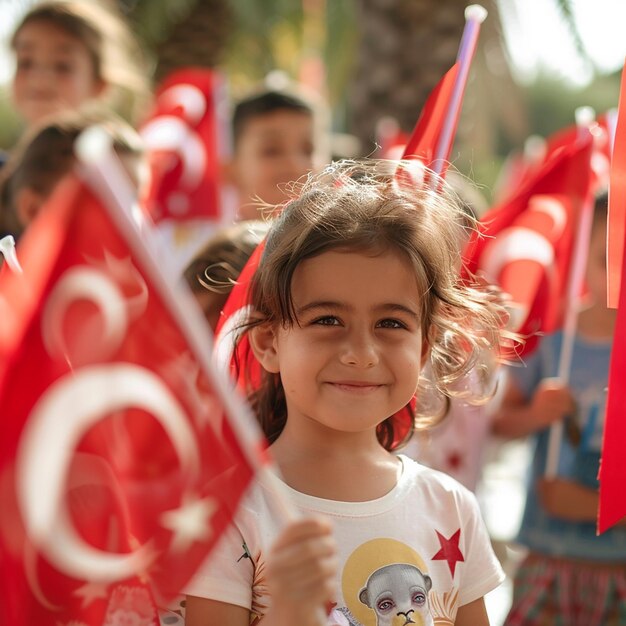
[[226, 90, 322, 221]]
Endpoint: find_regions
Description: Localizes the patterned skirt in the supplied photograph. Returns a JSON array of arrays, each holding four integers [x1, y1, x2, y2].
[[504, 552, 626, 626]]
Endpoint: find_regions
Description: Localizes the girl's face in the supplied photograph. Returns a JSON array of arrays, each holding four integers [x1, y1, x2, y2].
[[12, 20, 104, 125], [256, 249, 428, 440]]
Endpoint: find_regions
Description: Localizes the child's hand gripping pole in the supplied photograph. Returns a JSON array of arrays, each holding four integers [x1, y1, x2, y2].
[[259, 467, 338, 626]]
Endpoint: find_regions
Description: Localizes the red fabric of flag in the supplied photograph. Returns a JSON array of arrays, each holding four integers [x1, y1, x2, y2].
[[608, 66, 626, 309], [463, 135, 593, 356], [213, 240, 266, 397], [598, 237, 626, 532], [140, 68, 225, 223], [599, 62, 626, 532], [402, 63, 460, 178], [0, 173, 261, 625]]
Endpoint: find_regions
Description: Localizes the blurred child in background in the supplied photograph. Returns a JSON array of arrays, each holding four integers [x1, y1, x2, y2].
[[0, 106, 145, 239], [183, 219, 269, 331], [494, 193, 626, 626], [226, 89, 322, 221], [9, 0, 149, 129]]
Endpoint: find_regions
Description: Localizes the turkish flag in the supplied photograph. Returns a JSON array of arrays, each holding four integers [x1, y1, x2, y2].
[[544, 114, 612, 170], [140, 68, 226, 224], [463, 133, 594, 356], [402, 62, 460, 174], [0, 168, 265, 624]]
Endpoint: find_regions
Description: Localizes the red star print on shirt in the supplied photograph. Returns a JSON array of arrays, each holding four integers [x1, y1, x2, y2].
[[432, 528, 465, 576], [446, 450, 463, 471]]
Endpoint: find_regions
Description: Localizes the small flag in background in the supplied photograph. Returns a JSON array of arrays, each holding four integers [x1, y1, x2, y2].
[[140, 68, 226, 224], [607, 67, 626, 309], [0, 162, 266, 624], [463, 133, 594, 356], [402, 63, 460, 177]]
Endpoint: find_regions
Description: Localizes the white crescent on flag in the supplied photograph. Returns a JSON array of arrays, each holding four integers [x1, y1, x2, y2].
[[41, 267, 127, 364], [16, 364, 201, 583]]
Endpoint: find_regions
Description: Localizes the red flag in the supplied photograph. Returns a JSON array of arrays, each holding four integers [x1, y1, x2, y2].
[[545, 116, 612, 193], [140, 68, 227, 224], [463, 134, 594, 356], [0, 169, 265, 625], [402, 63, 460, 175], [608, 66, 626, 309], [214, 240, 266, 396], [598, 237, 626, 532], [599, 62, 626, 532]]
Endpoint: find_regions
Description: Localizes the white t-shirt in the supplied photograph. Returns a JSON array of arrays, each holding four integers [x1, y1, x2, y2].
[[403, 400, 492, 492], [186, 455, 504, 625]]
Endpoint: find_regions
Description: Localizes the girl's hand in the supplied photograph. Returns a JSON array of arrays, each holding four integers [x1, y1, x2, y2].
[[530, 378, 576, 430], [537, 477, 598, 522], [264, 517, 338, 626]]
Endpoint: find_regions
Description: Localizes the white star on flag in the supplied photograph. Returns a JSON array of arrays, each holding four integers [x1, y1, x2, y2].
[[160, 351, 222, 430], [73, 581, 109, 608], [160, 494, 217, 553]]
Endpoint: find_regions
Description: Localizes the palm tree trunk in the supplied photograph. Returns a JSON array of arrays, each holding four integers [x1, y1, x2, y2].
[[348, 0, 469, 151]]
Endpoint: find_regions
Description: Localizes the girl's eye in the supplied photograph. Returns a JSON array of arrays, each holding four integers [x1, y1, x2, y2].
[[54, 62, 73, 74], [16, 57, 33, 71], [260, 146, 283, 158], [377, 318, 406, 329], [300, 142, 314, 158], [312, 316, 339, 326]]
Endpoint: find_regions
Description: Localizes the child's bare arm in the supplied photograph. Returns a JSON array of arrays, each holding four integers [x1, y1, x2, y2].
[[537, 477, 598, 522], [492, 376, 575, 439], [537, 478, 626, 527], [455, 596, 490, 626]]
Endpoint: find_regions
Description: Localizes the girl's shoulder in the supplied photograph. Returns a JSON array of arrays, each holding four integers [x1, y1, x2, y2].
[[397, 454, 478, 505]]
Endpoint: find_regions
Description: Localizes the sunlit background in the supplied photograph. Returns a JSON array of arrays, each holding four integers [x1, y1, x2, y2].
[[1, 0, 625, 198], [1, 2, 622, 623]]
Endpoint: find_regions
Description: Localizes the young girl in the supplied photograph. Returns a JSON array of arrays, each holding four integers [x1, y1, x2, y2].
[[185, 160, 509, 626], [493, 193, 626, 625], [9, 0, 149, 128], [0, 106, 145, 239]]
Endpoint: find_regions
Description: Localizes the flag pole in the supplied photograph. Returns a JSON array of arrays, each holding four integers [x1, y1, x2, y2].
[[74, 126, 328, 625], [431, 4, 487, 178], [545, 108, 596, 478], [0, 236, 22, 274]]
